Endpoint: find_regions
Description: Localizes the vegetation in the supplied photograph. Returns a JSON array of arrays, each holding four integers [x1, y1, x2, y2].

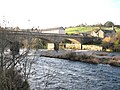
[[83, 37, 102, 45], [40, 50, 120, 67], [0, 27, 34, 90], [65, 26, 99, 34], [104, 21, 114, 27], [101, 31, 120, 51], [34, 38, 47, 49], [66, 26, 120, 34], [60, 52, 99, 64], [0, 27, 54, 90], [0, 68, 30, 90], [113, 32, 120, 51], [65, 24, 120, 34]]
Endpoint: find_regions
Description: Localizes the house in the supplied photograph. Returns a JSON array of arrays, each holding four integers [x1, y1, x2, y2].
[[98, 29, 116, 38], [91, 28, 116, 38], [91, 30, 98, 37], [80, 32, 89, 37], [39, 27, 65, 34]]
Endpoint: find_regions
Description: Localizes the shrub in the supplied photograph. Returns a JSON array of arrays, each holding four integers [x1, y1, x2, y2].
[[63, 52, 98, 64], [0, 68, 30, 90]]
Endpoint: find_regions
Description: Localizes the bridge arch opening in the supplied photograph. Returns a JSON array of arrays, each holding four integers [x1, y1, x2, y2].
[[66, 38, 80, 44]]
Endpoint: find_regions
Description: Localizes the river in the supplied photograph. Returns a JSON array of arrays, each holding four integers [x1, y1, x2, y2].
[[29, 56, 120, 90]]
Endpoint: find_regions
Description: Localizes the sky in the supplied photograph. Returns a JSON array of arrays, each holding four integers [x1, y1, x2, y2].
[[0, 0, 120, 29]]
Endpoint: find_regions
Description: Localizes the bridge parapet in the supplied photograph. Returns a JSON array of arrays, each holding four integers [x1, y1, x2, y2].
[[0, 30, 83, 43]]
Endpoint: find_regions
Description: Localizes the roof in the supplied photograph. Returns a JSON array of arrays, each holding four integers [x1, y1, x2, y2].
[[40, 27, 65, 31], [99, 29, 116, 33]]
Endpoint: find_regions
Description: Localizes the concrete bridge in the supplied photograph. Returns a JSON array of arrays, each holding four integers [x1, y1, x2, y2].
[[0, 29, 84, 51]]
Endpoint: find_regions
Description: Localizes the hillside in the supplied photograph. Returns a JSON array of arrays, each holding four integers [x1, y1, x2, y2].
[[65, 26, 120, 34]]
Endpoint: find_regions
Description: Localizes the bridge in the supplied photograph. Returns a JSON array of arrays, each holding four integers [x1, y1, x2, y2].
[[0, 29, 84, 51]]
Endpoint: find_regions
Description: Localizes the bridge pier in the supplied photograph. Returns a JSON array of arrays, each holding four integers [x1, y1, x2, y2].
[[54, 43, 59, 51]]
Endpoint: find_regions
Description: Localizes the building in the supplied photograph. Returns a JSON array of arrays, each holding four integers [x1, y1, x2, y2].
[[80, 32, 89, 37], [39, 27, 65, 34], [91, 28, 116, 38]]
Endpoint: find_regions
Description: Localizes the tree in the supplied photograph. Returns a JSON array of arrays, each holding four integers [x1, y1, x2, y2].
[[34, 38, 47, 49], [104, 21, 114, 27], [113, 32, 120, 51], [0, 28, 36, 90]]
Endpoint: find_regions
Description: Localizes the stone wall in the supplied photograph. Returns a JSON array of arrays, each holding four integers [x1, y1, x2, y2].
[[47, 43, 102, 51], [66, 44, 81, 50], [82, 45, 103, 51], [47, 43, 81, 50]]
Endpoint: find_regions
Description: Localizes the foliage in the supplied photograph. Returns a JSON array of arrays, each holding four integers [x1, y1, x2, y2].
[[34, 38, 47, 49], [101, 31, 120, 51], [112, 32, 120, 51], [0, 69, 30, 90], [0, 28, 35, 90], [22, 38, 47, 49], [104, 21, 114, 27], [63, 52, 98, 64], [102, 37, 111, 43], [28, 38, 46, 49], [36, 39, 44, 49], [102, 42, 110, 51], [116, 31, 120, 39], [83, 37, 102, 45], [114, 40, 119, 48]]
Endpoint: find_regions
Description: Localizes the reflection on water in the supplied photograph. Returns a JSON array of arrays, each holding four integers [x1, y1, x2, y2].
[[29, 57, 120, 90]]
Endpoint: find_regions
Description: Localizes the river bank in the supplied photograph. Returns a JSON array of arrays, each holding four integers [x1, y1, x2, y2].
[[38, 50, 120, 67]]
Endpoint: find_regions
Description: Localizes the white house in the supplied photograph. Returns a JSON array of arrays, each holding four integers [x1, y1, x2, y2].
[[39, 27, 65, 34]]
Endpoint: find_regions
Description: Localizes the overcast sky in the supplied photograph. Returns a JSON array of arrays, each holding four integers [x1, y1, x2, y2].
[[0, 0, 120, 29]]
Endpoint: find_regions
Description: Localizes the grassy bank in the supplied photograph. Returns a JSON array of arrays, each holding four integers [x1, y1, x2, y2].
[[40, 50, 120, 67], [59, 52, 99, 64]]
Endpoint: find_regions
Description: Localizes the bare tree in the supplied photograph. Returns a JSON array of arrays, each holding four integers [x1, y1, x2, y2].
[[0, 27, 37, 90]]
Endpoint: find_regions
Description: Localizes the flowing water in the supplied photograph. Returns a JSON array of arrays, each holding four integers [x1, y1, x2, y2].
[[29, 57, 120, 90]]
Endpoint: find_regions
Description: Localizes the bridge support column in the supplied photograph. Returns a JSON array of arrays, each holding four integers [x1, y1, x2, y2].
[[81, 44, 83, 50], [80, 38, 83, 50], [54, 43, 59, 51]]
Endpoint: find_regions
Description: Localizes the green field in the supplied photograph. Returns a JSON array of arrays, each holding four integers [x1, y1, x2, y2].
[[65, 26, 120, 34], [65, 26, 99, 34]]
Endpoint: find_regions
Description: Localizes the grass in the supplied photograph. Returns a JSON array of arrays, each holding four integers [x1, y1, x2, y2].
[[65, 26, 99, 34], [65, 26, 120, 34]]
